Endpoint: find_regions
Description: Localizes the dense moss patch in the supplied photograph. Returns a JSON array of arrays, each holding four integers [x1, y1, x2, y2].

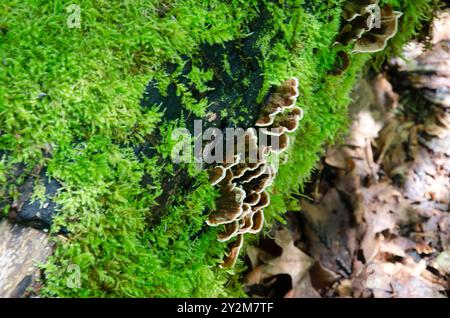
[[0, 0, 437, 297]]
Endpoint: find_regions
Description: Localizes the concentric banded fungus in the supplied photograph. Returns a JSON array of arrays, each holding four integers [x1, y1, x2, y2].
[[236, 163, 267, 184], [206, 170, 246, 226], [217, 221, 240, 242], [336, 1, 402, 54], [240, 203, 252, 218], [244, 192, 261, 206], [251, 190, 270, 212], [248, 209, 264, 234], [208, 78, 303, 267], [272, 107, 304, 133], [342, 0, 379, 22], [256, 78, 299, 127], [238, 213, 254, 234], [336, 12, 376, 46], [206, 185, 245, 226], [353, 6, 402, 53], [242, 165, 275, 195], [220, 234, 244, 268], [209, 166, 227, 186], [260, 107, 303, 137]]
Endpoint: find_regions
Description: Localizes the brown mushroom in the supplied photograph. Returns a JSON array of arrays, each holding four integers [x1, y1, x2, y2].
[[209, 166, 227, 186], [336, 11, 376, 46], [261, 106, 303, 136], [220, 234, 244, 268], [206, 183, 246, 226], [256, 78, 299, 127], [342, 0, 379, 22], [248, 210, 264, 234], [217, 221, 240, 242], [251, 190, 270, 212], [242, 165, 275, 194], [353, 6, 402, 53], [207, 77, 305, 267], [244, 192, 261, 206], [238, 213, 254, 234], [276, 106, 303, 133], [235, 163, 267, 184]]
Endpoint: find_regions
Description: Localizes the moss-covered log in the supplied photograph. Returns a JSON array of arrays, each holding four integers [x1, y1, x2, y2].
[[0, 0, 438, 297]]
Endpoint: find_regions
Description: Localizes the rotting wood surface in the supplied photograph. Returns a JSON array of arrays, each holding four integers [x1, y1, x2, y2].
[[0, 220, 52, 297]]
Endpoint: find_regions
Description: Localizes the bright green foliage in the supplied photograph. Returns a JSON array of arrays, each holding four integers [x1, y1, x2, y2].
[[0, 0, 436, 297]]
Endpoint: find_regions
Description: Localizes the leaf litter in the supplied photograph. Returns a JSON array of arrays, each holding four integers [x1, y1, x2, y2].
[[244, 11, 450, 298]]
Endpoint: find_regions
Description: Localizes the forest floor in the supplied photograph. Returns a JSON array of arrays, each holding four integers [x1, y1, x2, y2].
[[244, 10, 450, 298]]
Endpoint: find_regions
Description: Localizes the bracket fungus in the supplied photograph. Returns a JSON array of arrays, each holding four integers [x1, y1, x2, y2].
[[337, 1, 402, 53], [353, 6, 403, 53], [220, 234, 244, 268], [207, 78, 303, 267], [342, 0, 379, 22]]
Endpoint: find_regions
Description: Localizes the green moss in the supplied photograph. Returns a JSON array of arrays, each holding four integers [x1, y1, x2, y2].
[[0, 0, 435, 297]]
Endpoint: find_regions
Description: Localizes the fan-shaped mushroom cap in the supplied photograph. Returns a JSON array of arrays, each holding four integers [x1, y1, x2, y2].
[[244, 192, 261, 206], [236, 163, 267, 184], [217, 221, 240, 242], [276, 106, 303, 133], [251, 190, 270, 212], [248, 210, 264, 234], [230, 163, 253, 180], [238, 213, 254, 234], [342, 0, 379, 21], [267, 133, 290, 154], [206, 184, 246, 226], [215, 168, 234, 188], [353, 7, 402, 53], [242, 165, 275, 194], [209, 166, 227, 186], [336, 11, 376, 46], [220, 234, 244, 268], [240, 203, 252, 218], [255, 108, 283, 128], [261, 106, 303, 136], [256, 78, 300, 127]]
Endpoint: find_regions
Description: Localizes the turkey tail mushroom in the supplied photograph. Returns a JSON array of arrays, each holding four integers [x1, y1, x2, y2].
[[248, 209, 264, 234], [336, 2, 402, 54], [206, 181, 246, 226], [256, 78, 299, 127], [209, 166, 227, 186], [342, 0, 379, 21], [353, 6, 402, 53], [217, 221, 240, 242], [220, 234, 244, 268], [208, 78, 303, 267]]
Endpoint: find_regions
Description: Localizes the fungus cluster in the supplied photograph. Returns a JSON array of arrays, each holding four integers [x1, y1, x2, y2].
[[207, 78, 303, 267], [337, 1, 402, 53]]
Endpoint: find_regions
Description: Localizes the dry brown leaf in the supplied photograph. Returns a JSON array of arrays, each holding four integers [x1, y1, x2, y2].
[[360, 259, 446, 298], [245, 229, 315, 289]]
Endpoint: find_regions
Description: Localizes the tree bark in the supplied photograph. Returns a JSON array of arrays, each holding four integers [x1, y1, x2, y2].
[[0, 220, 52, 297]]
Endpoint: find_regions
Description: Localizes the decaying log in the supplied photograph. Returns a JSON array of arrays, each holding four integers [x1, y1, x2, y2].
[[0, 220, 52, 297]]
